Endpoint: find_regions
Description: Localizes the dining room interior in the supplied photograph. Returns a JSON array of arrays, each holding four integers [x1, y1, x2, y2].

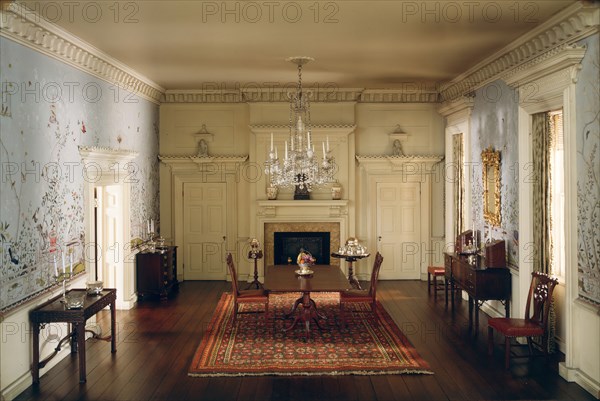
[[0, 1, 599, 400]]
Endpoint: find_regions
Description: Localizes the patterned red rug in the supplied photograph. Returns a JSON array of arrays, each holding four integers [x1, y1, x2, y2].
[[188, 292, 432, 377]]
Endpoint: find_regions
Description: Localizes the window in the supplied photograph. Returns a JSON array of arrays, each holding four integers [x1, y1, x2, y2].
[[549, 110, 565, 280]]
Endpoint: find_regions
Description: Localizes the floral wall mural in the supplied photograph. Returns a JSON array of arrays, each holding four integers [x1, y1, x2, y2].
[[470, 80, 519, 268], [0, 38, 159, 311], [576, 34, 600, 305]]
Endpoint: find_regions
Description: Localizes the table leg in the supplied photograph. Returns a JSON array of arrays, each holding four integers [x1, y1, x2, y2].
[[75, 322, 86, 383], [283, 292, 323, 340], [468, 296, 473, 332], [347, 260, 362, 290], [32, 322, 40, 384], [245, 259, 263, 290], [445, 277, 449, 306], [110, 300, 117, 353], [284, 296, 303, 318], [450, 279, 455, 309], [474, 300, 480, 337]]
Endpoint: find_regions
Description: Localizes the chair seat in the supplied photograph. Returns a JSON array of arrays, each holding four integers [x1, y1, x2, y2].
[[427, 266, 445, 276], [488, 317, 544, 337], [237, 289, 268, 302], [340, 289, 369, 301]]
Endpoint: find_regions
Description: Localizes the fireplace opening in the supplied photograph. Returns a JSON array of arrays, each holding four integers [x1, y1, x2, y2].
[[273, 232, 330, 265]]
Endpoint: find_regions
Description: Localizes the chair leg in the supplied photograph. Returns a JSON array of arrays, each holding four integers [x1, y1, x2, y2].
[[232, 303, 238, 324], [265, 301, 269, 324], [340, 301, 347, 327], [488, 326, 494, 356], [527, 337, 534, 356], [427, 273, 431, 294], [504, 336, 511, 369], [433, 275, 438, 299]]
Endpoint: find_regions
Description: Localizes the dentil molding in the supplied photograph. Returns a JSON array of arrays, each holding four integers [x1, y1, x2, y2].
[[439, 2, 598, 102], [0, 2, 164, 104]]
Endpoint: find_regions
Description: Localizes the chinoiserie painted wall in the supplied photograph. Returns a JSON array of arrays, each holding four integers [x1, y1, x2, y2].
[[0, 37, 159, 399], [470, 79, 519, 269], [576, 33, 600, 306], [571, 32, 600, 394]]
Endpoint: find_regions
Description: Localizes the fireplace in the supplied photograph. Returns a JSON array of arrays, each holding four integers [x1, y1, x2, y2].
[[274, 232, 330, 265], [264, 222, 341, 267]]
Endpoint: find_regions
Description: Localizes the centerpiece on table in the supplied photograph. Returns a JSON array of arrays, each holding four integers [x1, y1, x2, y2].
[[296, 249, 316, 275]]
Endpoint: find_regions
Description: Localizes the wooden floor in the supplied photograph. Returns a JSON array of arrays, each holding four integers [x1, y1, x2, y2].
[[15, 280, 595, 401]]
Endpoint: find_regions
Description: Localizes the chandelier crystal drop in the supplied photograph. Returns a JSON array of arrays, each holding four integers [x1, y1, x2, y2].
[[264, 57, 336, 191]]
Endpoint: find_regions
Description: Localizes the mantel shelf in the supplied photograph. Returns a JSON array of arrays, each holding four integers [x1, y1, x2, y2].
[[257, 200, 348, 207]]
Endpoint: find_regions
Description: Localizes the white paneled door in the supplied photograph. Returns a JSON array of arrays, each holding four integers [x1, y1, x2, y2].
[[376, 182, 421, 279], [183, 183, 227, 280]]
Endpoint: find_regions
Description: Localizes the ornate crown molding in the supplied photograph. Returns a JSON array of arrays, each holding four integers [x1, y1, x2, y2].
[[356, 155, 444, 172], [359, 88, 439, 103], [158, 155, 249, 172], [249, 124, 356, 137], [437, 95, 475, 118], [0, 2, 164, 104], [163, 88, 442, 104], [439, 3, 599, 102]]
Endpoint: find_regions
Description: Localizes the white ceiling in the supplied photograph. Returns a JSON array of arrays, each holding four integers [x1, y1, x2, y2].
[[19, 0, 578, 90]]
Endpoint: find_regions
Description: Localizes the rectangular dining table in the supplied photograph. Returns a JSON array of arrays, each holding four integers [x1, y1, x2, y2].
[[263, 264, 350, 340]]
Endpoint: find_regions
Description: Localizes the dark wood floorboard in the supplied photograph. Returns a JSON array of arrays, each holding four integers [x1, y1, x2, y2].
[[14, 280, 597, 401]]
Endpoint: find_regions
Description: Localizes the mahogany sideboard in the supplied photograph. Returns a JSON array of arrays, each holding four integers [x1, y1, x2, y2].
[[444, 252, 511, 335]]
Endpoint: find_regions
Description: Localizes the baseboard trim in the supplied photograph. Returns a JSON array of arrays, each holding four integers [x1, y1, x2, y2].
[[559, 363, 600, 399], [1, 347, 70, 401]]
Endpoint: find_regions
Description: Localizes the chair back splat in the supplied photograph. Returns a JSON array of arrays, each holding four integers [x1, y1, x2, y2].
[[487, 271, 558, 369], [225, 253, 269, 323], [368, 252, 384, 299]]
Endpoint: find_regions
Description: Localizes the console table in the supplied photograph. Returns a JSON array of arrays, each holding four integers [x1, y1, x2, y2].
[[444, 252, 511, 335], [30, 288, 117, 384]]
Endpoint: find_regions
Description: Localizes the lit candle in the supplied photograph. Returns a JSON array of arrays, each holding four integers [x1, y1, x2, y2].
[[270, 132, 273, 152], [322, 142, 326, 158], [53, 254, 58, 277], [326, 136, 330, 152], [285, 140, 288, 159], [147, 220, 150, 234], [291, 136, 294, 151], [62, 252, 66, 274], [275, 146, 278, 160], [150, 219, 154, 233], [307, 131, 311, 149], [70, 251, 73, 275]]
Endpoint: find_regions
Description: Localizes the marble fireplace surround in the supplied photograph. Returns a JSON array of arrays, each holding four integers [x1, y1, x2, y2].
[[265, 222, 340, 268], [257, 200, 349, 269]]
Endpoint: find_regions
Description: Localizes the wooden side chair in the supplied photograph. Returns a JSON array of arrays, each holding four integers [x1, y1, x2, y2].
[[339, 252, 384, 326], [488, 271, 558, 369], [226, 253, 269, 324]]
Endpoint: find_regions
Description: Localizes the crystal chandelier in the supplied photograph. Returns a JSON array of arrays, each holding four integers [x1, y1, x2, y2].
[[264, 57, 335, 191]]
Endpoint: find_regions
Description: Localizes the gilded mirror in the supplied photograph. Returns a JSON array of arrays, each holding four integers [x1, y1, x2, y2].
[[482, 147, 501, 226]]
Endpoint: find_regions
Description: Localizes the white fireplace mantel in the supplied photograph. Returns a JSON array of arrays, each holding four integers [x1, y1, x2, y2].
[[257, 200, 348, 218]]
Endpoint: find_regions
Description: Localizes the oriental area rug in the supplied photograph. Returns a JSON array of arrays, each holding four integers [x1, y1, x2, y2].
[[188, 292, 432, 377]]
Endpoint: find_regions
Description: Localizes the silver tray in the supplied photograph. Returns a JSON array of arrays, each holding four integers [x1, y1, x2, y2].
[[295, 269, 314, 276]]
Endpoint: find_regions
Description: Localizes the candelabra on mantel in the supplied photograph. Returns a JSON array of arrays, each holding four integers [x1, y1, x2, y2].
[[246, 238, 264, 290]]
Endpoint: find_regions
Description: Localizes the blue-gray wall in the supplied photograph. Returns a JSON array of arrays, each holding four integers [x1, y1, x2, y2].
[[470, 80, 520, 268], [576, 33, 600, 305], [0, 38, 159, 310]]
